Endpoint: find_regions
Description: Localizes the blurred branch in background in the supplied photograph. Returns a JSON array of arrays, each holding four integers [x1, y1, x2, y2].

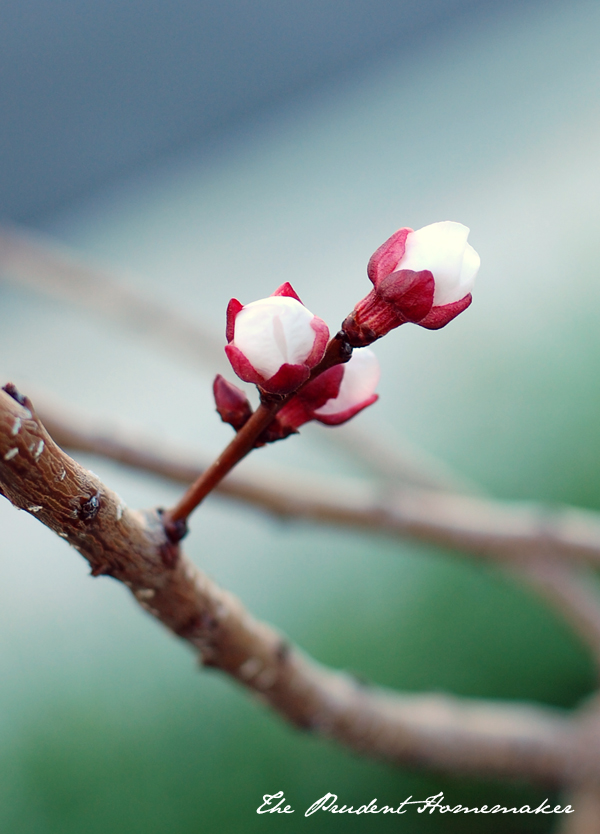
[[0, 225, 224, 368], [517, 560, 600, 680], [333, 413, 600, 680], [36, 397, 600, 676], [559, 787, 600, 834], [35, 398, 600, 570], [327, 420, 484, 495]]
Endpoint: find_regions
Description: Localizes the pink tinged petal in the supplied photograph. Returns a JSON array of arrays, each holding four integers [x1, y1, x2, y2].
[[417, 293, 472, 330], [304, 314, 330, 368], [314, 347, 380, 424], [233, 296, 320, 379], [226, 298, 243, 343], [315, 393, 379, 425], [367, 227, 412, 287], [397, 221, 475, 307], [271, 282, 303, 303], [457, 242, 480, 299]]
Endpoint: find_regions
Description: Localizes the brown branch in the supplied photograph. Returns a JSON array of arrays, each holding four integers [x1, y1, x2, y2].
[[163, 333, 352, 531], [0, 386, 592, 785], [163, 401, 280, 532], [558, 697, 600, 829], [37, 399, 600, 570]]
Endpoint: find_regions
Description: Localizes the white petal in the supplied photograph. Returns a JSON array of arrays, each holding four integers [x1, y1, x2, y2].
[[457, 242, 480, 298], [234, 296, 317, 378], [315, 348, 380, 417], [396, 221, 473, 306]]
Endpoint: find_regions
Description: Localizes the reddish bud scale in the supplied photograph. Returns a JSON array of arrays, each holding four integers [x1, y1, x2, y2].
[[277, 365, 345, 430], [275, 348, 380, 432], [213, 375, 253, 431]]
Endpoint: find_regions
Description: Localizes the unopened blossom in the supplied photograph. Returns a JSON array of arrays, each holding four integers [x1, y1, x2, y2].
[[343, 221, 480, 346], [225, 282, 330, 395], [276, 347, 380, 430], [213, 375, 253, 431]]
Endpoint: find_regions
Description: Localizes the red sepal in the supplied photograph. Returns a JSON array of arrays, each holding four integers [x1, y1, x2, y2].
[[224, 343, 263, 386], [299, 365, 345, 411], [315, 393, 379, 426], [226, 298, 244, 343], [271, 282, 303, 303], [367, 227, 411, 287], [378, 269, 435, 322], [277, 365, 344, 429], [261, 362, 311, 395], [417, 293, 472, 330]]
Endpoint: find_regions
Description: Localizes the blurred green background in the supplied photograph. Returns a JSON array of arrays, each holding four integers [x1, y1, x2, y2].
[[1, 0, 600, 831]]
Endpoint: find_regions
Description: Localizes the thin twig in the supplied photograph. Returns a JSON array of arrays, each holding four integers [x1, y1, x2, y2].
[[0, 387, 590, 785], [164, 401, 279, 531], [162, 333, 352, 532]]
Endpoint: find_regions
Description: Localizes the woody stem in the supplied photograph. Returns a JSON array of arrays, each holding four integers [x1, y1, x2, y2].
[[162, 332, 352, 538]]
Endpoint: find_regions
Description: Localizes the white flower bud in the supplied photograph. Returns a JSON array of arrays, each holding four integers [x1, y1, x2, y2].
[[314, 348, 380, 424], [225, 283, 330, 395], [234, 296, 319, 379], [396, 221, 480, 307]]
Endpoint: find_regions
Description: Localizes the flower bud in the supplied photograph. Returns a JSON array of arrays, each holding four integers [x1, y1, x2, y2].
[[343, 221, 479, 346], [213, 374, 253, 431], [225, 282, 330, 395], [276, 347, 379, 430]]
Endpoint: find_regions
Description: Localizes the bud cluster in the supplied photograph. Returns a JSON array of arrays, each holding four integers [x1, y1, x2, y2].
[[214, 221, 479, 442]]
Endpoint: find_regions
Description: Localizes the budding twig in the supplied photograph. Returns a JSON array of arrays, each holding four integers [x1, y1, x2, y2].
[[163, 400, 280, 535], [162, 334, 352, 535]]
